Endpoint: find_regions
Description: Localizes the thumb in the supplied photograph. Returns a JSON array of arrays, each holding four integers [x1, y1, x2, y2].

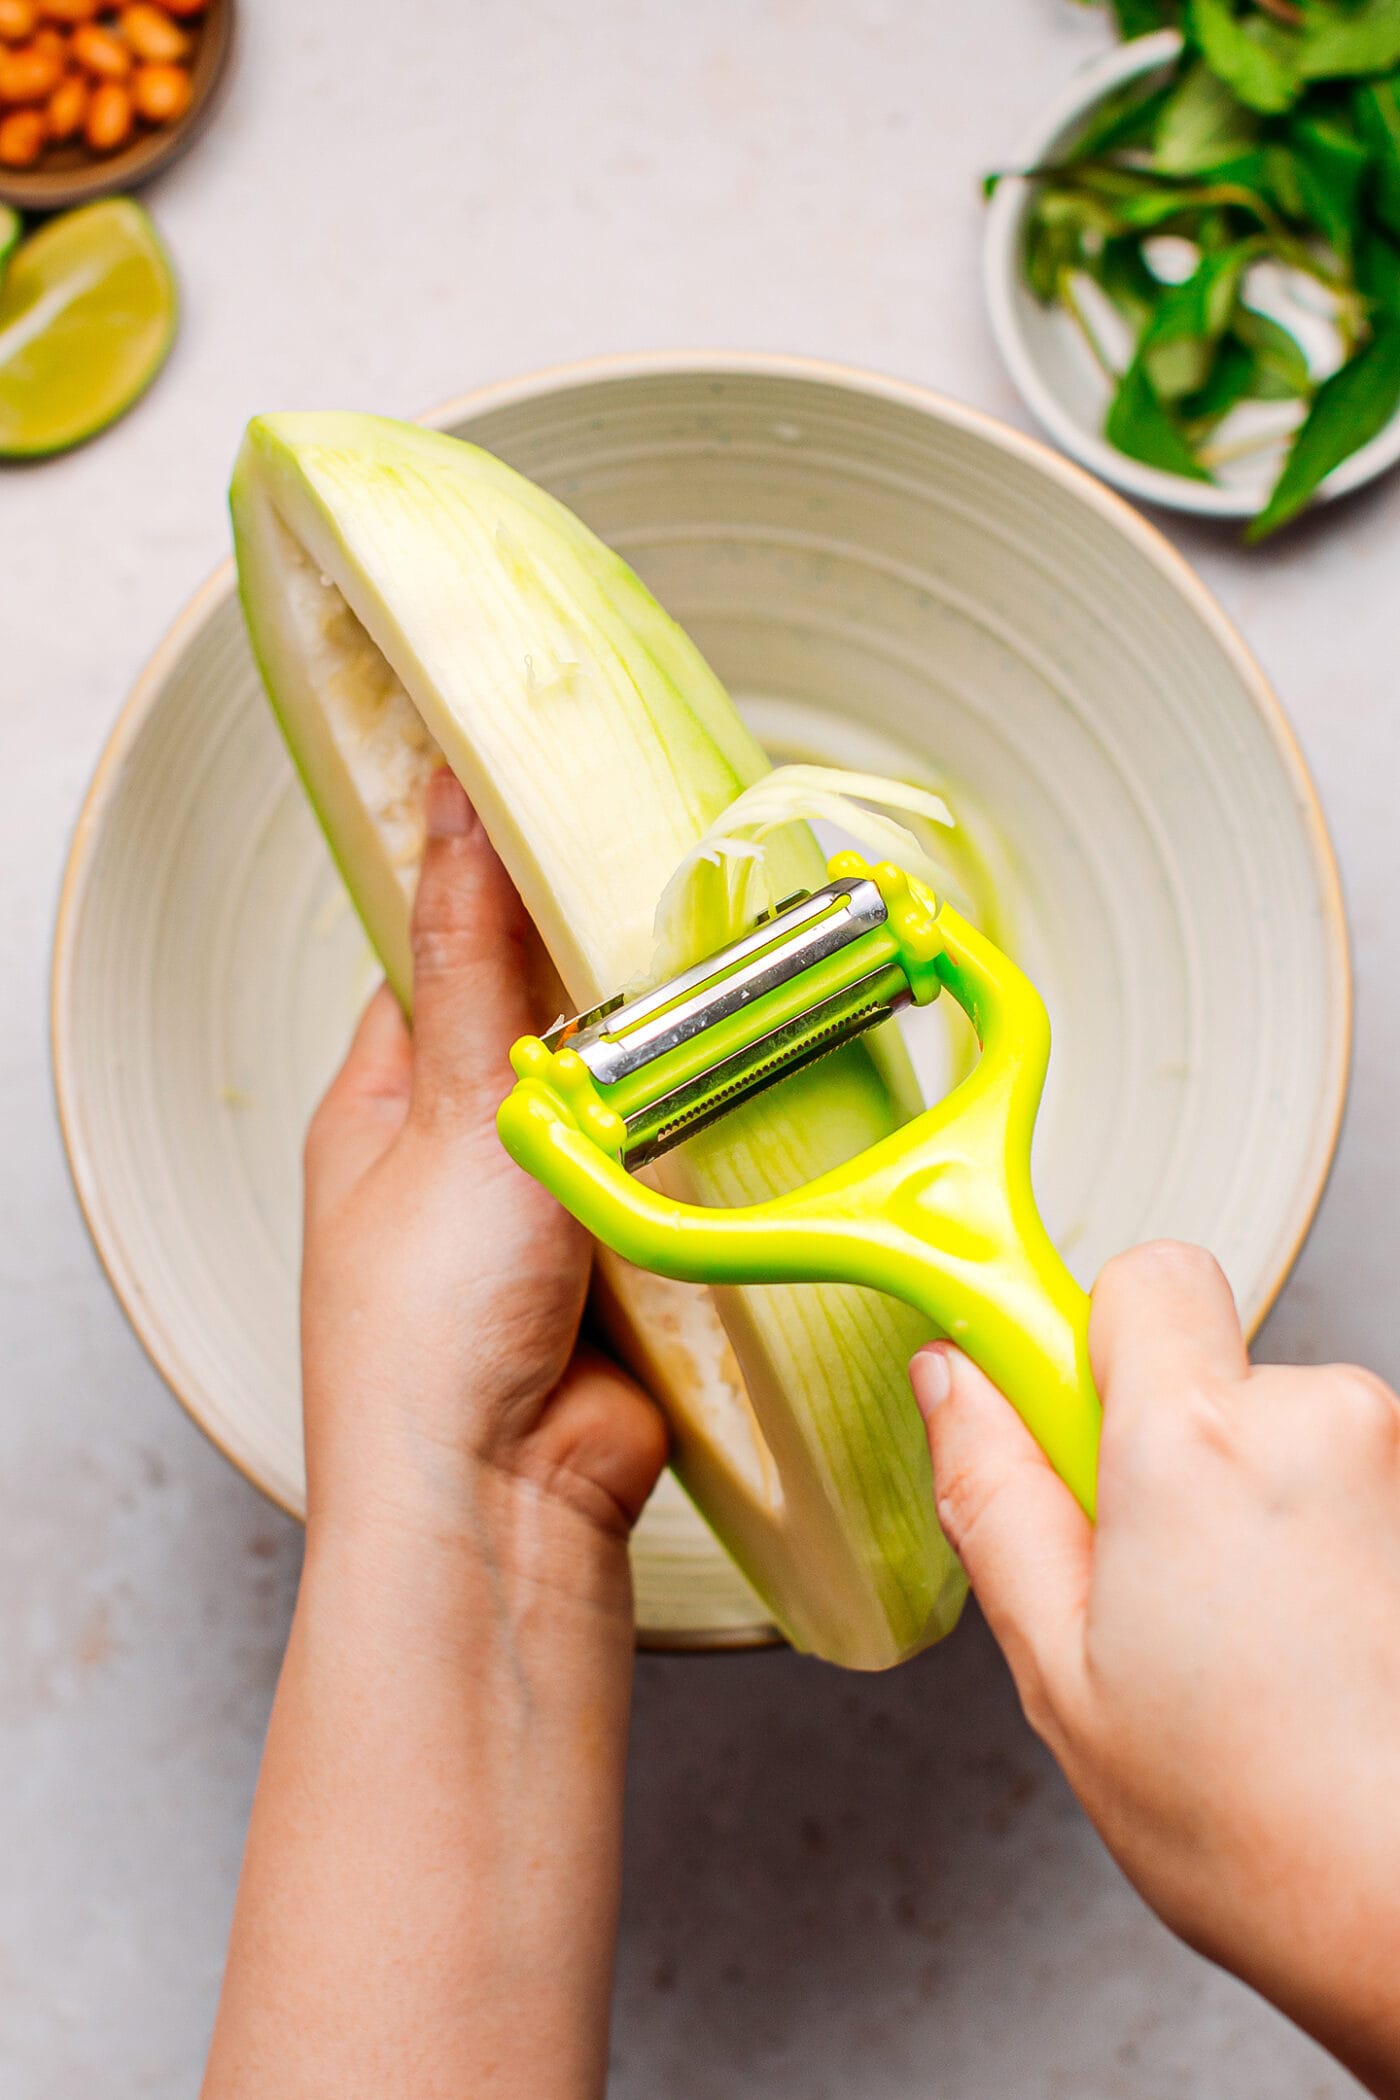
[[409, 769, 535, 1134], [912, 1342, 1091, 1722], [304, 983, 413, 1225]]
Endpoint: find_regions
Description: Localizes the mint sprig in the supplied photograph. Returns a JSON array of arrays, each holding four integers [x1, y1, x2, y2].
[[1030, 1, 1400, 534]]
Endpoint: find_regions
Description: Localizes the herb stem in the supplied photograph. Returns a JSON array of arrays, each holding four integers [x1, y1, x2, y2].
[[1196, 425, 1297, 468], [1056, 268, 1119, 382]]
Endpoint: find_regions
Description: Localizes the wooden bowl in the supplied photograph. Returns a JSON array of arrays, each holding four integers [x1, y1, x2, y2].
[[52, 354, 1351, 1650], [0, 0, 234, 214]]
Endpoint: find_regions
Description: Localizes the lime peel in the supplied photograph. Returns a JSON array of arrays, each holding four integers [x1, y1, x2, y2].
[[0, 197, 177, 460]]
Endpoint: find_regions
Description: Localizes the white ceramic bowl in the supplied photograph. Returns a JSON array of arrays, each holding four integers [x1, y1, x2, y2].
[[53, 353, 1350, 1648], [983, 30, 1400, 519]]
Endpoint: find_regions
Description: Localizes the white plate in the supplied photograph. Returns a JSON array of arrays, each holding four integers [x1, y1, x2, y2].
[[983, 30, 1400, 519], [53, 353, 1350, 1648]]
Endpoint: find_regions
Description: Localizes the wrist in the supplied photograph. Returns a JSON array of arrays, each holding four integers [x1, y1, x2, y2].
[[303, 1436, 638, 1638]]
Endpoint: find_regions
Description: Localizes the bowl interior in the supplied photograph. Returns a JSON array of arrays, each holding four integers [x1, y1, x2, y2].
[[54, 361, 1349, 1647], [982, 30, 1400, 517], [0, 0, 233, 214]]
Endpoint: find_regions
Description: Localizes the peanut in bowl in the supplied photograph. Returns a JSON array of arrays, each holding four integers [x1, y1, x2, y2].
[[0, 0, 231, 209]]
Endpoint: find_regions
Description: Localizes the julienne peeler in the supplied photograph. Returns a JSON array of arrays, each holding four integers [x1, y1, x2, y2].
[[497, 853, 1102, 1518]]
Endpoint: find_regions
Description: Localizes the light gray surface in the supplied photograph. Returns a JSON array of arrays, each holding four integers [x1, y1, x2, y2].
[[0, 3, 1384, 2094]]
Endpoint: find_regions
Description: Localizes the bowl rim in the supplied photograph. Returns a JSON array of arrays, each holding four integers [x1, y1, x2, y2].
[[50, 347, 1353, 1644], [981, 27, 1400, 518]]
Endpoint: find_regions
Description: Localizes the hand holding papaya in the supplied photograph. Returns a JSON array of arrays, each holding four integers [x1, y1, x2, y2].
[[299, 765, 665, 1569], [203, 771, 664, 2100]]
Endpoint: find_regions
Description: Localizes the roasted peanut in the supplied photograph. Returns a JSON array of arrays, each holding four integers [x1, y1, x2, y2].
[[0, 0, 37, 43], [118, 4, 186, 61], [0, 37, 63, 101], [0, 100, 43, 159], [131, 55, 187, 121], [71, 21, 130, 77], [45, 66, 86, 136], [84, 74, 130, 147], [31, 22, 62, 56], [159, 0, 206, 14], [39, 0, 101, 21]]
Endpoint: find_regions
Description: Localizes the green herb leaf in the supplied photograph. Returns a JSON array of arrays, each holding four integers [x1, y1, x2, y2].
[[1154, 57, 1262, 170], [1109, 0, 1179, 35], [1098, 234, 1167, 328], [1067, 74, 1179, 164], [1187, 0, 1304, 113], [1355, 79, 1400, 241], [1232, 301, 1314, 395], [1111, 178, 1270, 229], [1023, 188, 1119, 300], [1107, 352, 1216, 476], [1024, 207, 1075, 305], [1065, 159, 1277, 226], [1191, 147, 1276, 195], [1139, 242, 1252, 396], [1357, 224, 1400, 316], [1247, 318, 1400, 536], [1062, 155, 1288, 236], [1179, 333, 1261, 426], [1048, 165, 1198, 234], [1262, 140, 1309, 216], [1289, 110, 1371, 256], [1068, 162, 1193, 204], [1298, 0, 1400, 83]]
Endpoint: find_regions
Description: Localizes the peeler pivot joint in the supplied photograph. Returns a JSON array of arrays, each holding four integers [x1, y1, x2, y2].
[[505, 1036, 628, 1162], [828, 851, 944, 1005]]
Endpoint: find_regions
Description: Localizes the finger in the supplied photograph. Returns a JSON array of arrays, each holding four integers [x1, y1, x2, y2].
[[409, 769, 535, 1133], [534, 1343, 671, 1537], [913, 1342, 1090, 1722], [1089, 1241, 1249, 1417], [304, 983, 412, 1222]]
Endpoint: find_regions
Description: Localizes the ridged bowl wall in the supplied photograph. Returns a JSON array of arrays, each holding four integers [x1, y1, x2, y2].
[[53, 355, 1350, 1648]]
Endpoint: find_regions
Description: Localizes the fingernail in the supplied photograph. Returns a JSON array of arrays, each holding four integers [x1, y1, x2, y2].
[[911, 1344, 952, 1421], [425, 768, 477, 839]]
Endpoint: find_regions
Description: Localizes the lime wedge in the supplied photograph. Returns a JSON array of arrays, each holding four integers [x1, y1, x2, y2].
[[0, 198, 177, 459], [0, 207, 18, 287]]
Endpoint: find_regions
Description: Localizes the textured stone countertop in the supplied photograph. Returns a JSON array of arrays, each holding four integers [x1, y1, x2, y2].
[[2, 2, 1387, 2093]]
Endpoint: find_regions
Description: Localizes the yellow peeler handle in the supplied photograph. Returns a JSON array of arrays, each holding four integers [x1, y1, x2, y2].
[[498, 900, 1102, 1519]]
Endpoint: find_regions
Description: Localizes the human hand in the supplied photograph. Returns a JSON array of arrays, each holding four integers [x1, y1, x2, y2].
[[300, 766, 666, 1595], [204, 770, 663, 2100], [911, 1244, 1400, 2100]]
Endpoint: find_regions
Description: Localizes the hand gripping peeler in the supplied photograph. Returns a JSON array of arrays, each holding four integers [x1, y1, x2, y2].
[[497, 853, 1102, 1516]]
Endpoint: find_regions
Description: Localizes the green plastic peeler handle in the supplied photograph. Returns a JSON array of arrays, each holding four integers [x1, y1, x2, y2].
[[498, 865, 1102, 1518]]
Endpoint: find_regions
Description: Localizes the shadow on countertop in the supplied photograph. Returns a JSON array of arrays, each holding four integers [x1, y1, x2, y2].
[[612, 1604, 1354, 2100]]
